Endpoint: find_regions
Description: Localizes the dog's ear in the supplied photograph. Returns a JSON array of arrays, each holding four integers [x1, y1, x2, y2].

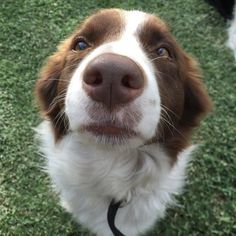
[[180, 53, 212, 129], [35, 39, 71, 140], [36, 52, 64, 115], [164, 54, 212, 157]]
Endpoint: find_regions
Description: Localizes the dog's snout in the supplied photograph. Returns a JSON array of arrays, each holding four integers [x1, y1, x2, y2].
[[83, 53, 144, 110]]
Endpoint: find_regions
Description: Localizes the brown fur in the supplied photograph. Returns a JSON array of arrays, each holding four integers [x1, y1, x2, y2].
[[139, 16, 212, 158], [35, 9, 124, 140], [35, 9, 211, 158]]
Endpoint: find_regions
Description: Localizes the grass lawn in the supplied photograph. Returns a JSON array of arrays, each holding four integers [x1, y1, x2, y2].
[[1, 0, 236, 235]]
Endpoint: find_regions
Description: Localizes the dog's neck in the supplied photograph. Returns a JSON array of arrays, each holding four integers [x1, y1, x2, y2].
[[37, 121, 194, 236], [38, 121, 173, 202]]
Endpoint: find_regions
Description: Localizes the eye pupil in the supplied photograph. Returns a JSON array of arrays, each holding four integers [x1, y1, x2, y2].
[[156, 47, 170, 57], [73, 38, 89, 51], [158, 48, 164, 55], [78, 41, 88, 50]]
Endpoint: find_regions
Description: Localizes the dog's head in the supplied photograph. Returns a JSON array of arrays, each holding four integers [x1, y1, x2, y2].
[[36, 9, 211, 157]]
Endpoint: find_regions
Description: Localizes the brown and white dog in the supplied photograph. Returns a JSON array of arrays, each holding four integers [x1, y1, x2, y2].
[[35, 9, 211, 236]]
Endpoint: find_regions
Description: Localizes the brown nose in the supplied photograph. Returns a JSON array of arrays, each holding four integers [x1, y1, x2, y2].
[[83, 53, 144, 110]]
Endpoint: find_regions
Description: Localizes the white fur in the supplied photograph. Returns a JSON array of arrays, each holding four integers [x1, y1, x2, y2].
[[37, 121, 194, 236], [37, 10, 194, 236], [227, 6, 236, 60], [65, 10, 160, 147]]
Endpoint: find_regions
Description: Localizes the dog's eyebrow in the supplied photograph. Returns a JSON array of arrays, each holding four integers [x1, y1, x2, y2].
[[77, 9, 124, 45], [138, 16, 170, 47]]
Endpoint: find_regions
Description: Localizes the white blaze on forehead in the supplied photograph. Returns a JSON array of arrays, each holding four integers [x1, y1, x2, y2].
[[122, 10, 147, 36], [119, 11, 161, 140], [114, 10, 147, 55]]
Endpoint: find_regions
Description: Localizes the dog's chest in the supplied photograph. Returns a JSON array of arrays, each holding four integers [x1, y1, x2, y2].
[[47, 142, 160, 234], [39, 122, 191, 236], [50, 136, 168, 200]]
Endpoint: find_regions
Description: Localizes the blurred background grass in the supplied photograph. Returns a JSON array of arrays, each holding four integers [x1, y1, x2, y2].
[[0, 0, 236, 235]]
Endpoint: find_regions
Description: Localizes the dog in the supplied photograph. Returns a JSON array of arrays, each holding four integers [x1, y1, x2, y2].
[[228, 6, 236, 60], [205, 0, 236, 61], [205, 0, 235, 20], [35, 9, 211, 236]]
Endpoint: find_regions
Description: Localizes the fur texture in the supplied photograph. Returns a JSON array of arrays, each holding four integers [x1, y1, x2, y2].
[[37, 121, 195, 236], [35, 9, 211, 236]]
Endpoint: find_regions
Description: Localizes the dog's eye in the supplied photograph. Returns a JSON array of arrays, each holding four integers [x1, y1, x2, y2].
[[73, 38, 90, 51], [156, 47, 170, 58]]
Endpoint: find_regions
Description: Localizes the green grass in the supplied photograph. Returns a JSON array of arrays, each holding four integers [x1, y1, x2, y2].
[[1, 0, 236, 235]]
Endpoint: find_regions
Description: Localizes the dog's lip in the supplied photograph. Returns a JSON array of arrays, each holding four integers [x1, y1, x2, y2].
[[81, 123, 137, 137]]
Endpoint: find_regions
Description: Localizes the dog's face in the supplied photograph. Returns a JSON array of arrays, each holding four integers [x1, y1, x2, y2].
[[36, 9, 211, 156]]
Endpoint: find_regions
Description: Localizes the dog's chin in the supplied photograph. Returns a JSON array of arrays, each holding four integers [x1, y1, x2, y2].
[[78, 124, 143, 149]]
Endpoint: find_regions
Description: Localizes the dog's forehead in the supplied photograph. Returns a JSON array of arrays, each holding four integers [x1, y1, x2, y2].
[[76, 9, 169, 42], [77, 9, 123, 43]]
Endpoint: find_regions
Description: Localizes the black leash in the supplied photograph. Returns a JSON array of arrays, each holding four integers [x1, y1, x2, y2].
[[107, 199, 125, 236]]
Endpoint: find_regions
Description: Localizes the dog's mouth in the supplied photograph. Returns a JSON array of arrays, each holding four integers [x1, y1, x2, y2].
[[77, 104, 141, 144], [81, 123, 137, 138]]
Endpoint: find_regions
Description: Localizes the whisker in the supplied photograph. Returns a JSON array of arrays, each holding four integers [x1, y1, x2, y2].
[[47, 90, 67, 112], [53, 108, 66, 131], [161, 104, 180, 119], [160, 107, 186, 140], [151, 56, 164, 62], [160, 114, 175, 137]]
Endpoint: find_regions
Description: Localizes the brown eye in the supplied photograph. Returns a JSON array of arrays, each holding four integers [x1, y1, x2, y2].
[[72, 37, 90, 51], [156, 47, 170, 58]]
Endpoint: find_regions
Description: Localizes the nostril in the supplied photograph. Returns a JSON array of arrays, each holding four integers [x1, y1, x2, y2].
[[121, 75, 132, 88], [121, 74, 144, 89], [83, 53, 145, 109], [84, 70, 103, 86]]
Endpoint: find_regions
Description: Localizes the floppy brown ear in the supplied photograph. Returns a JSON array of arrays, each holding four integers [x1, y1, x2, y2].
[[164, 54, 212, 158], [35, 41, 70, 140], [180, 53, 212, 129], [36, 52, 64, 112]]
